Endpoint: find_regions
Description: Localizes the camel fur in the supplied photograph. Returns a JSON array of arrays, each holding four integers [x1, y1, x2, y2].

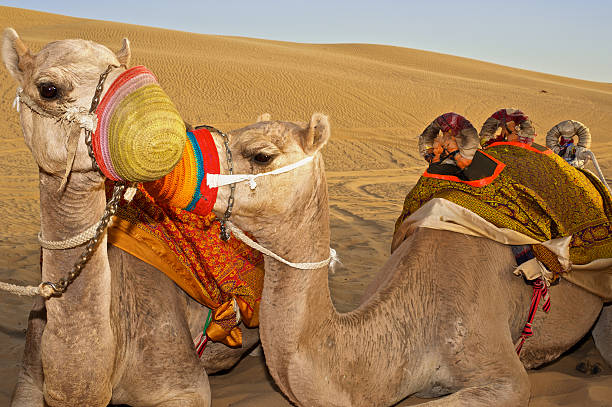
[[210, 113, 612, 406], [3, 29, 259, 407]]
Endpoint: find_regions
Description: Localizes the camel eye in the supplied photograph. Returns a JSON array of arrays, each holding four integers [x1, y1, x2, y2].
[[253, 153, 274, 165], [38, 83, 58, 99]]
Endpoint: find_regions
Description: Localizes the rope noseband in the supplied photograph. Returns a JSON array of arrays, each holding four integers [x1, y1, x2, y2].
[[195, 126, 338, 270]]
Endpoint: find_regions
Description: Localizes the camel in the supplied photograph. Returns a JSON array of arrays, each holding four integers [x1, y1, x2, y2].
[[210, 113, 612, 406], [3, 29, 259, 407]]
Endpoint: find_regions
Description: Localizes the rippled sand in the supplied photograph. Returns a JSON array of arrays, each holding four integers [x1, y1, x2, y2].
[[0, 6, 610, 406]]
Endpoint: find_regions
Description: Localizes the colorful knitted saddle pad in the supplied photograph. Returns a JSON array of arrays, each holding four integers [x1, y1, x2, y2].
[[106, 181, 264, 348], [395, 142, 612, 273]]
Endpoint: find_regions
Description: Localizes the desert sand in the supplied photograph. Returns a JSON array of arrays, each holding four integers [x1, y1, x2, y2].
[[0, 5, 610, 406]]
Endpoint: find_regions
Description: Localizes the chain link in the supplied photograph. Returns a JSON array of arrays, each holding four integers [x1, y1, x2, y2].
[[43, 183, 127, 295], [195, 125, 234, 241], [84, 64, 118, 175], [89, 64, 117, 114], [85, 130, 101, 173]]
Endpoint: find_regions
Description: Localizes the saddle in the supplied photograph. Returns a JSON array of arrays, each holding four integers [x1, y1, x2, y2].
[[394, 142, 612, 299]]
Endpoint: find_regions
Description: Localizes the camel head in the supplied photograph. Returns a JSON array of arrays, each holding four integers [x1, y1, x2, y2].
[[212, 113, 330, 229], [2, 28, 185, 186]]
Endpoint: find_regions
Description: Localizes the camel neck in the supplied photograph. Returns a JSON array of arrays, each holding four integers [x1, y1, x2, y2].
[[253, 162, 432, 405], [39, 172, 106, 241], [37, 171, 116, 405], [38, 171, 112, 316]]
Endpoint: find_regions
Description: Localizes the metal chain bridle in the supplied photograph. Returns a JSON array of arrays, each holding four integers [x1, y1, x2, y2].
[[85, 64, 118, 174], [195, 124, 234, 241]]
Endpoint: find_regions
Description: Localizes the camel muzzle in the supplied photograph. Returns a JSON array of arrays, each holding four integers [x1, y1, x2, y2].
[[92, 65, 186, 182]]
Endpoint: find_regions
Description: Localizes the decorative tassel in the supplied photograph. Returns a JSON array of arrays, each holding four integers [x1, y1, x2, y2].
[[193, 309, 213, 358], [193, 331, 209, 358], [13, 88, 22, 112], [515, 278, 551, 355]]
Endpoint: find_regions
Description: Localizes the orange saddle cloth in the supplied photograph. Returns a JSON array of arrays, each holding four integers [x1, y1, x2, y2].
[[107, 182, 264, 347]]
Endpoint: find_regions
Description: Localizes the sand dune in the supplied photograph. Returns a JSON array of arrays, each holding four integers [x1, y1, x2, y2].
[[0, 5, 610, 406]]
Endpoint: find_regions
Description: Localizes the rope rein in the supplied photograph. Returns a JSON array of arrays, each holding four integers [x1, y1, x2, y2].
[[226, 221, 339, 270], [515, 278, 551, 355], [0, 184, 135, 298], [38, 221, 104, 250]]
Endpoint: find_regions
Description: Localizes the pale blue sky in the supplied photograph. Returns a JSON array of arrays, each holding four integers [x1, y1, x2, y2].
[[2, 1, 611, 82]]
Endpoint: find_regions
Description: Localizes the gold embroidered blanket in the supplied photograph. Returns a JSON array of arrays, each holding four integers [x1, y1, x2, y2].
[[107, 183, 264, 347], [394, 142, 612, 289]]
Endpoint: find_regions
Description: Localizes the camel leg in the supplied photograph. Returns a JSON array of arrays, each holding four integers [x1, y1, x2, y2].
[[593, 303, 612, 367], [109, 248, 211, 407], [418, 313, 531, 407], [417, 356, 530, 407], [10, 296, 46, 407]]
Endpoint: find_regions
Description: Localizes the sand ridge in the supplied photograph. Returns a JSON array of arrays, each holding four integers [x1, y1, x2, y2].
[[0, 5, 610, 406]]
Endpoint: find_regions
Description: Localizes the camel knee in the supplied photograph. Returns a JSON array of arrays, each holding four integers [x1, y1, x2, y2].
[[478, 370, 531, 406], [10, 373, 44, 407], [155, 390, 211, 407], [505, 371, 531, 405], [418, 373, 530, 407]]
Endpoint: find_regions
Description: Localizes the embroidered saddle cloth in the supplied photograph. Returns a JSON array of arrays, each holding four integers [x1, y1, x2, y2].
[[393, 142, 612, 299], [106, 183, 264, 347]]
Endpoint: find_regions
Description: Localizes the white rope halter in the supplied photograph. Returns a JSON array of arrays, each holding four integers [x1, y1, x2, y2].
[[206, 156, 314, 190], [207, 154, 340, 270], [13, 87, 98, 132], [227, 221, 340, 270]]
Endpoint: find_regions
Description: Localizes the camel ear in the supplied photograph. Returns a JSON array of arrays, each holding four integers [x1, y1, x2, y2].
[[2, 28, 32, 81], [256, 113, 271, 122], [116, 38, 131, 66], [302, 113, 330, 154]]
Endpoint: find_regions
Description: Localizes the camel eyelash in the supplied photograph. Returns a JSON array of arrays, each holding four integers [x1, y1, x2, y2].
[[241, 145, 280, 160]]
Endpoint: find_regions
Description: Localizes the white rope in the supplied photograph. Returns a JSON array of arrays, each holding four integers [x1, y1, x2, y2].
[[13, 88, 97, 130], [64, 106, 98, 132], [226, 221, 339, 270], [38, 220, 105, 250], [36, 186, 137, 250], [207, 156, 314, 190], [584, 150, 612, 194], [0, 281, 56, 298]]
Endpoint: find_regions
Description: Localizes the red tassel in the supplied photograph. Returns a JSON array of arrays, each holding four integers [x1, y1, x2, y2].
[[515, 278, 551, 355]]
